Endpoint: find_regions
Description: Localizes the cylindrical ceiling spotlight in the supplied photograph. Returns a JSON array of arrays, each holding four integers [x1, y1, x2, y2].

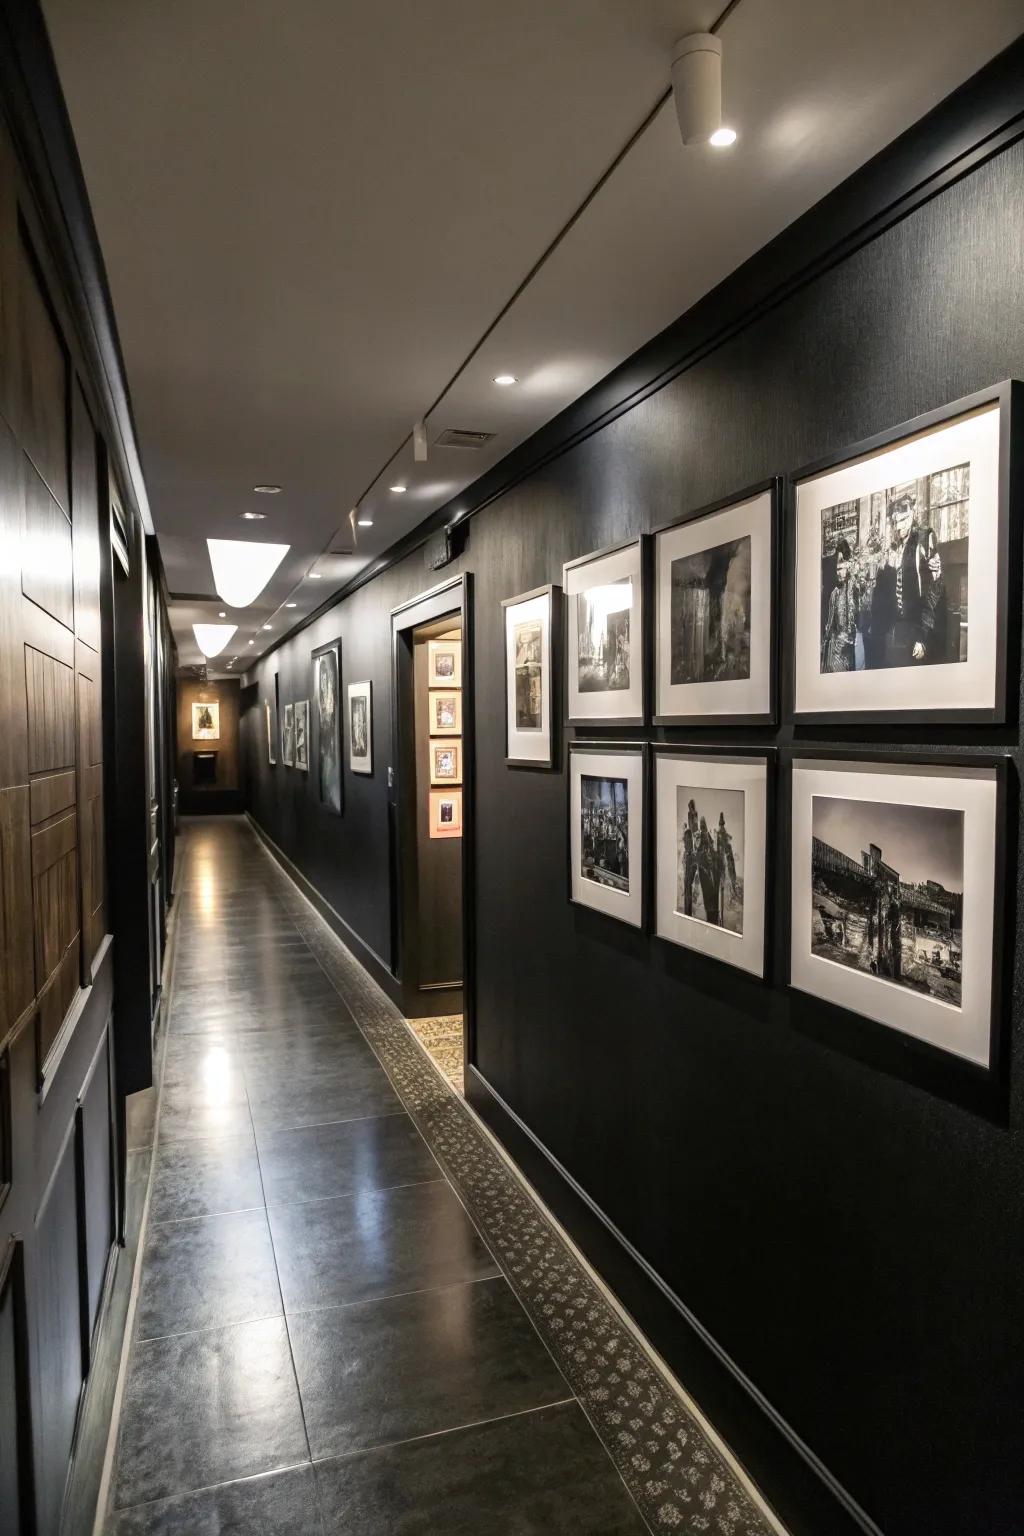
[[671, 33, 725, 147]]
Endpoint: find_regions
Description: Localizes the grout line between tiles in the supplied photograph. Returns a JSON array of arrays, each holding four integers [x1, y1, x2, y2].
[[308, 1394, 580, 1467]]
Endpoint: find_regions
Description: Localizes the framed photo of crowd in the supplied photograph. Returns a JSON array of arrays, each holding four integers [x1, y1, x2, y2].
[[568, 741, 646, 929], [791, 382, 1019, 724]]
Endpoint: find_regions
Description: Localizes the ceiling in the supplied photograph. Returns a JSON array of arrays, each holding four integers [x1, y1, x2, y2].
[[43, 0, 1023, 671]]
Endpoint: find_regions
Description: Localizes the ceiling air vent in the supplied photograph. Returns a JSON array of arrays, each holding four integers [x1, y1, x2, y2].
[[434, 428, 496, 449]]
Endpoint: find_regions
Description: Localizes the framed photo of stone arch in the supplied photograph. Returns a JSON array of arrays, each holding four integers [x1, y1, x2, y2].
[[790, 753, 1007, 1070], [654, 484, 777, 726], [791, 381, 1021, 724]]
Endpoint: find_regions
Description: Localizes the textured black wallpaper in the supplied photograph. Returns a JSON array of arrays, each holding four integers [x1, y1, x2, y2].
[[243, 140, 1024, 1536]]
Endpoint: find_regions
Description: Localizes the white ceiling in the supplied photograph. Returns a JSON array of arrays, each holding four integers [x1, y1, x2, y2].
[[43, 0, 1023, 670]]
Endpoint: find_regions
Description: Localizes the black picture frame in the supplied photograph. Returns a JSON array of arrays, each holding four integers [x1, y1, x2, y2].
[[651, 743, 777, 982], [501, 582, 561, 769], [787, 379, 1022, 726], [567, 738, 649, 930], [652, 479, 780, 728], [563, 536, 648, 727], [787, 747, 1011, 1078], [310, 638, 343, 813]]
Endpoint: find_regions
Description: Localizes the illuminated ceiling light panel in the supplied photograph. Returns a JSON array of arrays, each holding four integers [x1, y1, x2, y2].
[[207, 538, 290, 608], [192, 622, 237, 658]]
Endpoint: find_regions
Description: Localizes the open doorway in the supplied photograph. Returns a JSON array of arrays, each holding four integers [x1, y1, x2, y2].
[[390, 576, 472, 1093]]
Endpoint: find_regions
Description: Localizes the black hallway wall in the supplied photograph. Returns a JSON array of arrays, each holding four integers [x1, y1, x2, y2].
[[242, 124, 1024, 1536]]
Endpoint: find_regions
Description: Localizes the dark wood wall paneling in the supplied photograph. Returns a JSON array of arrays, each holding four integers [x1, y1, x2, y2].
[[243, 103, 1024, 1536], [0, 104, 120, 1536]]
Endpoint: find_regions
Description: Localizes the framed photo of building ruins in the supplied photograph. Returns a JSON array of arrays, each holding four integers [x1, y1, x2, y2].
[[790, 753, 1007, 1070], [791, 381, 1020, 724]]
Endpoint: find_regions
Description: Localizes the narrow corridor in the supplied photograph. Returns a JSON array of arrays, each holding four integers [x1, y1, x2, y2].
[[105, 819, 775, 1534]]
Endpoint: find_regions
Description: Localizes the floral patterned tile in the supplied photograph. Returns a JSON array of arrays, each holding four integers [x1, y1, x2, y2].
[[406, 1015, 465, 1093], [257, 839, 783, 1536]]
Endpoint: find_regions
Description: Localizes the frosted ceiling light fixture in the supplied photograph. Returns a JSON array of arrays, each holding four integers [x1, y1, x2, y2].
[[253, 484, 281, 494], [192, 622, 237, 659], [357, 516, 374, 527], [390, 483, 407, 493], [240, 510, 266, 520], [671, 33, 735, 147], [493, 373, 517, 386], [207, 538, 289, 608]]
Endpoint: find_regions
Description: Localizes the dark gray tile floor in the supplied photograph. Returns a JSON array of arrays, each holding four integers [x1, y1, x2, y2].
[[105, 819, 650, 1532]]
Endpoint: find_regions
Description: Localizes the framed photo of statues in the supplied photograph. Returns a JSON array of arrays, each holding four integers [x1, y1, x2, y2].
[[563, 538, 645, 725], [655, 483, 777, 725], [281, 702, 295, 767], [311, 639, 342, 811], [502, 584, 559, 767], [294, 699, 309, 772], [792, 381, 1020, 723], [654, 748, 772, 978], [568, 741, 646, 929], [790, 753, 1007, 1069]]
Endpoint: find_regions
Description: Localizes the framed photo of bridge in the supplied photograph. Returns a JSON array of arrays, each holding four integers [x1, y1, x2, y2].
[[790, 753, 1007, 1069]]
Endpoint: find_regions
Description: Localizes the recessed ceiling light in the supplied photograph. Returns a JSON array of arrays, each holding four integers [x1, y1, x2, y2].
[[192, 622, 237, 658], [357, 517, 374, 527], [710, 126, 737, 147], [285, 602, 297, 608], [262, 623, 273, 631], [253, 484, 281, 494], [207, 538, 290, 607], [493, 373, 517, 386], [390, 484, 407, 494], [308, 572, 323, 580], [240, 510, 267, 520], [248, 640, 254, 646], [218, 610, 226, 617]]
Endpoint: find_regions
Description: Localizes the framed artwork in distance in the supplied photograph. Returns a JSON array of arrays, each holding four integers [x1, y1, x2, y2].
[[281, 703, 295, 766], [654, 483, 777, 725], [791, 381, 1020, 723], [312, 640, 342, 812], [502, 584, 559, 768], [428, 637, 462, 688], [191, 700, 220, 740], [348, 681, 373, 775], [654, 748, 772, 978], [790, 753, 1007, 1069], [265, 701, 276, 766], [563, 538, 645, 725], [429, 740, 461, 786], [294, 700, 309, 771], [429, 688, 462, 736], [429, 788, 463, 839], [568, 741, 646, 929]]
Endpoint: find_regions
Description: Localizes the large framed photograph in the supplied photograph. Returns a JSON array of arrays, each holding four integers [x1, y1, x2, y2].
[[792, 382, 1020, 722], [655, 484, 777, 724], [265, 701, 276, 766], [568, 742, 646, 928], [191, 700, 220, 740], [312, 640, 342, 812], [563, 539, 645, 724], [502, 584, 559, 767], [428, 637, 462, 688], [281, 703, 295, 767], [348, 681, 372, 775], [294, 700, 309, 772], [654, 748, 771, 978], [790, 754, 1006, 1068]]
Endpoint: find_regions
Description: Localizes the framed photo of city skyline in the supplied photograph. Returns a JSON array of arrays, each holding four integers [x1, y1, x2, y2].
[[792, 383, 1019, 723], [568, 741, 646, 928], [502, 584, 559, 767], [655, 485, 777, 725], [790, 754, 1006, 1068], [654, 748, 771, 978], [563, 539, 645, 725]]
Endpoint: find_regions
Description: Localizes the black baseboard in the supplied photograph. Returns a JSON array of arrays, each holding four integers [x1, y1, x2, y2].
[[466, 1064, 883, 1536]]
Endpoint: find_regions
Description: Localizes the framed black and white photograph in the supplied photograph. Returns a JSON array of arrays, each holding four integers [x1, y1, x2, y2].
[[792, 382, 1020, 722], [429, 738, 461, 786], [281, 702, 295, 767], [427, 636, 462, 688], [348, 681, 372, 775], [790, 754, 1006, 1068], [265, 700, 276, 766], [654, 748, 771, 978], [312, 640, 342, 811], [655, 484, 777, 724], [564, 539, 645, 724], [502, 584, 559, 767], [569, 742, 646, 928], [294, 699, 309, 771], [429, 689, 462, 736]]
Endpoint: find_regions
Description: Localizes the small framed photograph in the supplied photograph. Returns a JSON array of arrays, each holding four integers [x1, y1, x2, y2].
[[429, 788, 462, 839], [792, 382, 1020, 723], [654, 748, 772, 978], [655, 484, 777, 724], [312, 640, 342, 812], [429, 689, 462, 736], [563, 539, 645, 725], [191, 700, 220, 740], [569, 741, 646, 929], [429, 740, 461, 786], [502, 584, 559, 768], [428, 637, 462, 688], [265, 701, 276, 766], [294, 700, 309, 771], [281, 703, 295, 767], [790, 753, 1007, 1069], [348, 681, 372, 775]]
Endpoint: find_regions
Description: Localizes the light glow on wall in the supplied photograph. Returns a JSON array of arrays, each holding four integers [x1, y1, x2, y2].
[[207, 538, 290, 607], [192, 622, 237, 658]]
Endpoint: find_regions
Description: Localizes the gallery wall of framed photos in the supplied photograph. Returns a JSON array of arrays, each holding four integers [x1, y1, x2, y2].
[[239, 52, 1024, 1536]]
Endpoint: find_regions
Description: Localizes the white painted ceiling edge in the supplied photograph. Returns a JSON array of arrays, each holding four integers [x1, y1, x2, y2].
[[42, 0, 1024, 667]]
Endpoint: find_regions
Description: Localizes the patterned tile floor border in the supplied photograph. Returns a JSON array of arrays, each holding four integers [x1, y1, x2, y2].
[[406, 1014, 465, 1093], [255, 833, 784, 1536]]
